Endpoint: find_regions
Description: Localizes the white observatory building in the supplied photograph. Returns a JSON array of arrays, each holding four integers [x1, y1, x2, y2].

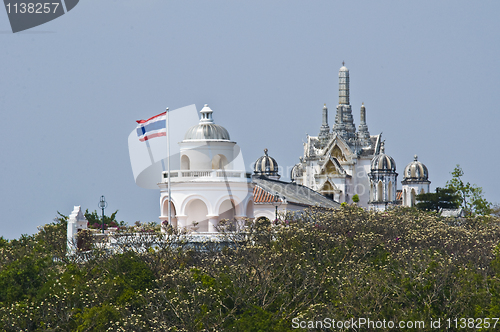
[[158, 104, 254, 233]]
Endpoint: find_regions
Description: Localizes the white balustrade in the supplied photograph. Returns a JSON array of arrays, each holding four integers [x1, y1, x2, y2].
[[162, 170, 251, 181]]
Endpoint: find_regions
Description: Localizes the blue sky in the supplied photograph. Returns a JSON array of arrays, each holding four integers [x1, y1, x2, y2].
[[1, 1, 499, 239]]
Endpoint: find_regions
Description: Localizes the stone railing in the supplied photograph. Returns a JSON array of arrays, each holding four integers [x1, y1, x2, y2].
[[181, 170, 212, 177], [163, 170, 251, 181]]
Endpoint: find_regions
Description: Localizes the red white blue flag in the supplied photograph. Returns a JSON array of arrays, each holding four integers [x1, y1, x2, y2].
[[136, 111, 167, 142], [129, 105, 198, 189]]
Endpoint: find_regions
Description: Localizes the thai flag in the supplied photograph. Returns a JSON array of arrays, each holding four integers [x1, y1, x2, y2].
[[136, 111, 167, 142]]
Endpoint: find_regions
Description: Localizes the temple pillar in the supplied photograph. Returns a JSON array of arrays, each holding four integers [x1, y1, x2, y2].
[[176, 215, 188, 230], [208, 215, 218, 233]]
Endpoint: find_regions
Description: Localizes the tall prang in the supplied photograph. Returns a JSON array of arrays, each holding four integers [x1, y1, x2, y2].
[[333, 63, 357, 141], [292, 63, 384, 208]]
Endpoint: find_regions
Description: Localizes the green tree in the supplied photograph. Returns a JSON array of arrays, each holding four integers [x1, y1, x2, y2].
[[445, 165, 491, 216], [5, 206, 500, 331], [416, 187, 460, 212], [84, 209, 124, 230], [352, 194, 360, 203]]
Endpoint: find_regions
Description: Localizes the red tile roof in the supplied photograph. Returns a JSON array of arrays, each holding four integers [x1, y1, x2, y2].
[[253, 186, 281, 203]]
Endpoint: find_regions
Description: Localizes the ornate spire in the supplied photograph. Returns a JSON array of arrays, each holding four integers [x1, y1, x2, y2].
[[360, 103, 366, 124], [357, 103, 370, 144], [318, 104, 330, 140], [333, 105, 346, 137], [339, 63, 349, 105], [322, 104, 328, 126], [333, 63, 356, 140]]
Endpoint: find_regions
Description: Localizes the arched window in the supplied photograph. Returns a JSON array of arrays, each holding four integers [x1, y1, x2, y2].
[[181, 155, 190, 170], [185, 199, 209, 232], [219, 199, 236, 221], [377, 181, 383, 202], [411, 189, 416, 207], [162, 200, 177, 218], [162, 200, 177, 228], [403, 189, 407, 206], [212, 154, 228, 169]]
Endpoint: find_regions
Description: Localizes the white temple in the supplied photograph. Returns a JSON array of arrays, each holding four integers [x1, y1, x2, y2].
[[291, 63, 431, 211]]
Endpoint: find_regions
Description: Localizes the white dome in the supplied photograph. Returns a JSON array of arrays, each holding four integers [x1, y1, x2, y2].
[[371, 153, 396, 172], [183, 104, 231, 141], [402, 155, 429, 183], [184, 124, 230, 141]]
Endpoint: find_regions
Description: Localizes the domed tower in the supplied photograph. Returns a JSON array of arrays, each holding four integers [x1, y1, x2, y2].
[[368, 142, 398, 211], [253, 148, 280, 180], [159, 104, 253, 233], [180, 104, 235, 170], [401, 155, 431, 207]]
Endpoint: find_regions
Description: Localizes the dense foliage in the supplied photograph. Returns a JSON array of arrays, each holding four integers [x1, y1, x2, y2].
[[2, 206, 500, 331], [416, 187, 460, 212]]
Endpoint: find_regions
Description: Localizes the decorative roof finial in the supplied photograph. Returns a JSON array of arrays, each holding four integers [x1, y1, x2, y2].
[[199, 104, 214, 123], [381, 141, 385, 154], [414, 154, 418, 161], [264, 148, 268, 156], [342, 61, 345, 66]]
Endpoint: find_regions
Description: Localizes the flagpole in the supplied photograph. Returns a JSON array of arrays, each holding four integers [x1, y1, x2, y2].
[[166, 107, 171, 228]]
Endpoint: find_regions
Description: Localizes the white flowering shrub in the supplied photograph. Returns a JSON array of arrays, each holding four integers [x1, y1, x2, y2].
[[1, 206, 500, 331]]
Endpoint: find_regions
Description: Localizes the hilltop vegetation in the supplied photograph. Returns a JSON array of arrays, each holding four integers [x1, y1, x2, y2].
[[1, 206, 500, 331]]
